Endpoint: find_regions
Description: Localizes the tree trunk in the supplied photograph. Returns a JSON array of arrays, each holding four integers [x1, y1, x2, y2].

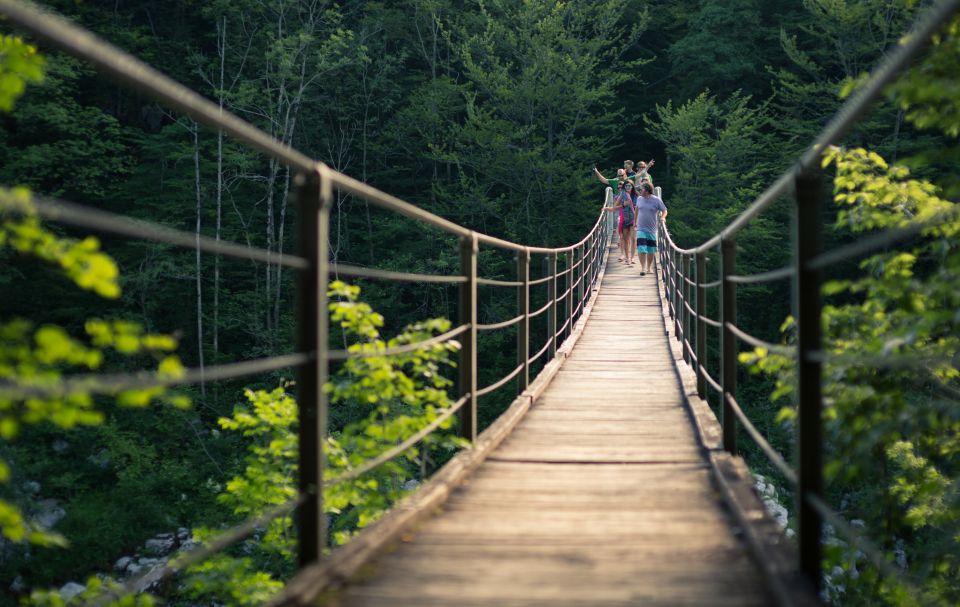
[[214, 16, 226, 373], [891, 108, 903, 163], [193, 122, 206, 397]]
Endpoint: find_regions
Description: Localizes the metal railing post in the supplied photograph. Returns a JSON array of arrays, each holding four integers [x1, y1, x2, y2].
[[547, 251, 558, 360], [576, 244, 584, 323], [596, 226, 603, 285], [682, 254, 691, 365], [295, 165, 331, 567], [721, 237, 737, 455], [459, 233, 478, 442], [565, 249, 574, 340], [517, 248, 530, 394], [586, 234, 594, 293], [673, 248, 682, 341], [660, 230, 672, 294], [594, 229, 601, 287], [588, 235, 595, 294], [695, 252, 707, 400], [796, 170, 823, 592]]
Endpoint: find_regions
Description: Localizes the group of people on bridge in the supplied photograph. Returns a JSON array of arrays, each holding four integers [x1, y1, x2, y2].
[[593, 159, 668, 276]]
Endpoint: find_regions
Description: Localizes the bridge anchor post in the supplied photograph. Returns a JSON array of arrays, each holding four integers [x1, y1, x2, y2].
[[459, 233, 478, 442], [695, 253, 706, 400], [517, 248, 530, 394], [547, 252, 558, 361], [721, 237, 737, 455], [796, 170, 824, 593], [295, 165, 332, 567]]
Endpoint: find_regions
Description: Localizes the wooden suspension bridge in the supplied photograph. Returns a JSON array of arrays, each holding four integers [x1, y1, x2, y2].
[[2, 0, 958, 605], [275, 256, 811, 606]]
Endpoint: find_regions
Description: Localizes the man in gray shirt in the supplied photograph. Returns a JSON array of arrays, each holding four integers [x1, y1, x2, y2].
[[634, 181, 668, 276]]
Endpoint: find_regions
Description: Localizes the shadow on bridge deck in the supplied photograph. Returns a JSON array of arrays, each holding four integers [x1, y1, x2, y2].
[[278, 250, 819, 607]]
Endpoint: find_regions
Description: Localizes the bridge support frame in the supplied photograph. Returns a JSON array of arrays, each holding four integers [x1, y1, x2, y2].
[[796, 170, 823, 593], [566, 249, 574, 341], [721, 237, 737, 455], [682, 254, 692, 365], [695, 252, 706, 400], [547, 252, 558, 361], [673, 249, 682, 340], [517, 248, 530, 394], [295, 166, 332, 567], [575, 244, 584, 325], [661, 233, 670, 290], [459, 233, 478, 442]]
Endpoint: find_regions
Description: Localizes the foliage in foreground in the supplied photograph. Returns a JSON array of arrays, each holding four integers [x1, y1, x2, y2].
[[741, 21, 960, 602], [0, 189, 190, 605], [182, 281, 463, 605], [0, 36, 189, 576]]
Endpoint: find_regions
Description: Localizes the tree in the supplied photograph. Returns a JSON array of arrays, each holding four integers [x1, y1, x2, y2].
[[668, 0, 766, 100], [443, 0, 648, 246], [770, 0, 922, 160]]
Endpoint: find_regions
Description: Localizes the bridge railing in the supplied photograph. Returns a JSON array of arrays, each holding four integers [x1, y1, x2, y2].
[[656, 0, 960, 597], [0, 0, 613, 600]]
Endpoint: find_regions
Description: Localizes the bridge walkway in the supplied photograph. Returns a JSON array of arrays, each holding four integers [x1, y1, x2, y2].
[[327, 254, 774, 606]]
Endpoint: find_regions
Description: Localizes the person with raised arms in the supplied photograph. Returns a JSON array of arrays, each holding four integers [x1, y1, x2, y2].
[[634, 159, 654, 186], [593, 166, 630, 188]]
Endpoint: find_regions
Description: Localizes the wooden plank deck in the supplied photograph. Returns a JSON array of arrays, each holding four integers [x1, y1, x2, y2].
[[324, 253, 775, 606]]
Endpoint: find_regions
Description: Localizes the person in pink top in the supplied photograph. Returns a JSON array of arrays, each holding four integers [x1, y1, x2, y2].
[[604, 180, 637, 264]]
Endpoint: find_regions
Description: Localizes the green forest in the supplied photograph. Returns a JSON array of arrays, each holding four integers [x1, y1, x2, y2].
[[0, 0, 958, 605]]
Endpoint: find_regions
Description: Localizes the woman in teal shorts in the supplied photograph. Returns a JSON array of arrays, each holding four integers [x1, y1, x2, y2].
[[633, 181, 667, 276]]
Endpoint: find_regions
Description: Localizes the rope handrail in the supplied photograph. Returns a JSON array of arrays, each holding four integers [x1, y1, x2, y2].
[[700, 366, 723, 395], [725, 322, 796, 356], [698, 312, 722, 329], [476, 314, 525, 332], [333, 263, 467, 284], [528, 336, 554, 366], [475, 363, 525, 398], [724, 394, 797, 486], [324, 394, 470, 487], [682, 339, 697, 364], [727, 265, 795, 285], [476, 277, 524, 287], [527, 298, 554, 319], [528, 274, 554, 286], [0, 353, 311, 401], [1, 195, 311, 270], [327, 325, 469, 362]]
